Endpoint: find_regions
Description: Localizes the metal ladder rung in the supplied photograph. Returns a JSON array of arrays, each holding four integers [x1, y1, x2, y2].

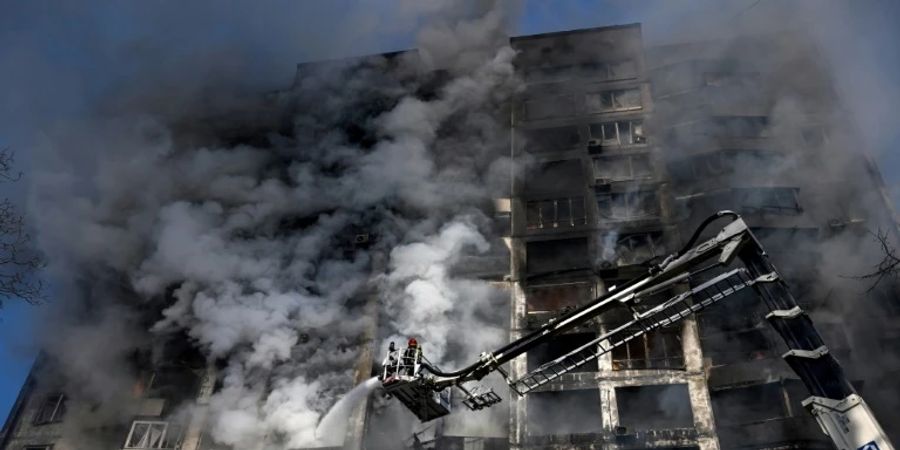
[[510, 268, 756, 394]]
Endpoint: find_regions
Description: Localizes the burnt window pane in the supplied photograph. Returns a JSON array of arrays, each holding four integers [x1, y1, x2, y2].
[[33, 393, 66, 425], [613, 232, 664, 266], [526, 238, 590, 275], [711, 383, 786, 425], [528, 389, 602, 436], [612, 328, 684, 370], [597, 191, 659, 221], [526, 202, 543, 229], [523, 126, 581, 153], [616, 384, 694, 430], [526, 282, 592, 312], [528, 332, 598, 372], [524, 160, 584, 194]]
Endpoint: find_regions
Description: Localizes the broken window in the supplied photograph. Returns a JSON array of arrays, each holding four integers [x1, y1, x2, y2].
[[612, 327, 684, 370], [124, 421, 180, 449], [524, 94, 575, 120], [525, 197, 587, 229], [33, 393, 66, 425], [607, 232, 664, 267], [527, 389, 603, 436], [734, 187, 801, 214], [522, 126, 581, 153], [596, 190, 660, 221], [528, 332, 598, 373], [588, 120, 646, 147], [526, 238, 591, 276], [593, 154, 653, 183], [702, 327, 774, 365], [711, 383, 787, 425], [585, 88, 641, 113], [616, 384, 693, 430], [526, 282, 592, 313], [524, 159, 584, 195]]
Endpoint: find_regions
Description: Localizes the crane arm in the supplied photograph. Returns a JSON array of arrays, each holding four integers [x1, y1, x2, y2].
[[379, 211, 895, 450]]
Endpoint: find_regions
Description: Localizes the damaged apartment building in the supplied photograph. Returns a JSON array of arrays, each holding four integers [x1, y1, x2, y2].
[[2, 23, 899, 450]]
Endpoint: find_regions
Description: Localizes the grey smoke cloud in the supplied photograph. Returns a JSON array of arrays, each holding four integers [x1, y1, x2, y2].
[[16, 1, 521, 448]]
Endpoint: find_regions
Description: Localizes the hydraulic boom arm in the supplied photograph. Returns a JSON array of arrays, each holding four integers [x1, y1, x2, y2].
[[379, 212, 894, 450]]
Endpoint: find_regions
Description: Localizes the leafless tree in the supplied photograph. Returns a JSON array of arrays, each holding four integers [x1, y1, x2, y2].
[[853, 228, 900, 292], [0, 149, 44, 307]]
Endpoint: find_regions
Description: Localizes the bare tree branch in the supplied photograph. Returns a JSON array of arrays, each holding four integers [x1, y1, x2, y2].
[[0, 148, 44, 307], [846, 228, 900, 292]]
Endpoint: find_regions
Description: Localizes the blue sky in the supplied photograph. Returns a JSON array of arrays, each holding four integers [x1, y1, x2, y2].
[[2, 0, 899, 425]]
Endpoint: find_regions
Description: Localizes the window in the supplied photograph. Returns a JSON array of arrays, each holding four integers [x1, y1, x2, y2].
[[524, 159, 584, 194], [711, 383, 787, 425], [596, 191, 660, 221], [612, 328, 684, 370], [524, 60, 636, 83], [611, 232, 664, 265], [526, 238, 590, 276], [528, 389, 602, 435], [124, 421, 180, 449], [528, 332, 598, 372], [33, 394, 66, 425], [525, 197, 587, 230], [526, 282, 592, 312], [607, 60, 637, 80], [593, 155, 653, 183], [616, 384, 693, 430], [588, 120, 646, 147], [734, 187, 801, 214], [585, 88, 641, 113], [522, 126, 580, 153]]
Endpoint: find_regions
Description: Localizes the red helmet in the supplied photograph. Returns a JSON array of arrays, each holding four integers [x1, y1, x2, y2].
[[408, 337, 418, 347]]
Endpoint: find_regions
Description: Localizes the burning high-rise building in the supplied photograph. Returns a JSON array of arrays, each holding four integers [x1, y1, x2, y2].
[[2, 17, 898, 450]]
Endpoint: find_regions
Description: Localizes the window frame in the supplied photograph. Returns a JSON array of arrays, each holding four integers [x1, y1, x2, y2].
[[32, 393, 66, 426], [123, 420, 176, 449], [585, 88, 642, 114], [593, 154, 654, 183], [589, 119, 646, 147], [596, 190, 660, 221]]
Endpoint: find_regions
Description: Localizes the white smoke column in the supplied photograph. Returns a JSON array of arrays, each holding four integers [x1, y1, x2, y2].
[[382, 219, 491, 365]]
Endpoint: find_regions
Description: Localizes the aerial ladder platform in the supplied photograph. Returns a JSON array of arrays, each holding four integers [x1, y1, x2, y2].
[[378, 212, 895, 450]]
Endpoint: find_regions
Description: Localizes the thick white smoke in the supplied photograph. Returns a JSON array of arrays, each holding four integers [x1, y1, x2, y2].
[[26, 1, 519, 449]]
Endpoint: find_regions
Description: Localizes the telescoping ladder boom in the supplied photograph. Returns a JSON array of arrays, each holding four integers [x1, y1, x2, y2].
[[382, 211, 894, 450]]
